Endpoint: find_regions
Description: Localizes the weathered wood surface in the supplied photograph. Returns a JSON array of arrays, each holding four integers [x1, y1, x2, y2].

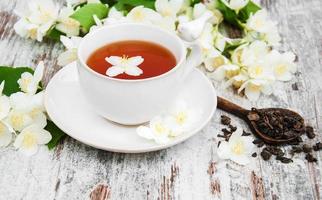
[[0, 0, 321, 199]]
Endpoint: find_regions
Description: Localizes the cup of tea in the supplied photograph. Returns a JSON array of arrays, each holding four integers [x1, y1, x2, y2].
[[77, 23, 201, 125]]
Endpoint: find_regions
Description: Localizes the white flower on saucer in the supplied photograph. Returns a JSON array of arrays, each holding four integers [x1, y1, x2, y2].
[[166, 101, 199, 136], [217, 127, 255, 165], [17, 61, 44, 95], [238, 79, 273, 101], [57, 35, 82, 66], [0, 121, 12, 147], [13, 124, 52, 156], [0, 82, 10, 120], [246, 10, 275, 33], [56, 6, 80, 36], [126, 6, 162, 25], [137, 116, 171, 144], [105, 56, 144, 77], [155, 0, 183, 18], [14, 0, 59, 41], [266, 50, 297, 81]]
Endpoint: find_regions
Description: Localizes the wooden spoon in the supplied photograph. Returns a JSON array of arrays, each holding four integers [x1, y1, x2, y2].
[[217, 96, 304, 144]]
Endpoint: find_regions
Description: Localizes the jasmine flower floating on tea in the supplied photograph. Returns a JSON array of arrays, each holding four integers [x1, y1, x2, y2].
[[105, 56, 144, 77]]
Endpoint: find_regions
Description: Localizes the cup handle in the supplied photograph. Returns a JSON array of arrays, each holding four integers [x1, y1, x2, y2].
[[182, 42, 202, 80]]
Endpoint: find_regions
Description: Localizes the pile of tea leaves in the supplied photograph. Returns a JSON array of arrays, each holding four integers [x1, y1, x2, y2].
[[218, 113, 321, 164]]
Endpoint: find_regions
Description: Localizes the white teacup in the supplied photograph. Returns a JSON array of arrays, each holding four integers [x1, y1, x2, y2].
[[77, 23, 201, 125]]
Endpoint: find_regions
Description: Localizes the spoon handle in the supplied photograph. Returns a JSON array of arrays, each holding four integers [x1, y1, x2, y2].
[[217, 96, 249, 119]]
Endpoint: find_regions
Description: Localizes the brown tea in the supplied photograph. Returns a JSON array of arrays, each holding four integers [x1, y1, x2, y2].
[[86, 40, 177, 80]]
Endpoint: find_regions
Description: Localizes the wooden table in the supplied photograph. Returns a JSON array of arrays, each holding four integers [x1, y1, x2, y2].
[[0, 0, 321, 199]]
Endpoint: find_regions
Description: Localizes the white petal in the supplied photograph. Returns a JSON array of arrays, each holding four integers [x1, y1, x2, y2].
[[155, 0, 167, 15], [230, 154, 250, 165], [13, 19, 30, 38], [6, 110, 33, 132], [242, 136, 256, 154], [276, 72, 292, 81], [284, 51, 296, 62], [37, 22, 54, 42], [10, 92, 31, 111], [193, 3, 206, 19], [137, 126, 154, 140], [58, 6, 74, 19], [36, 129, 52, 144], [106, 66, 125, 77], [245, 84, 261, 101], [0, 96, 10, 120], [237, 80, 249, 94], [34, 61, 45, 83], [127, 6, 161, 23], [57, 49, 78, 66], [93, 14, 103, 26], [125, 66, 143, 76], [31, 112, 47, 128], [108, 7, 124, 19], [60, 36, 74, 49], [13, 130, 23, 148], [228, 127, 243, 142], [154, 135, 170, 144], [217, 141, 231, 159], [33, 92, 45, 112], [158, 17, 176, 32], [261, 83, 273, 95], [0, 81, 4, 95], [169, 0, 183, 14], [127, 56, 144, 66], [105, 56, 122, 66], [18, 143, 39, 156], [209, 66, 226, 81], [56, 20, 80, 37], [228, 0, 248, 10], [0, 122, 12, 147]]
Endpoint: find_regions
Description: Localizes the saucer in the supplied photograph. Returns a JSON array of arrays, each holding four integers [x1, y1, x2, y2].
[[44, 62, 217, 153]]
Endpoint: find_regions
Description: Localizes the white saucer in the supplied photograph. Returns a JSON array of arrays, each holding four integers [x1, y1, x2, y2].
[[45, 62, 217, 153]]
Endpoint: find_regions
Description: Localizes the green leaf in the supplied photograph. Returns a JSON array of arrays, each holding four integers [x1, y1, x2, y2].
[[71, 3, 108, 33], [114, 0, 155, 11], [0, 66, 34, 96], [47, 27, 65, 41], [222, 42, 242, 58], [100, 0, 118, 6], [237, 1, 261, 23], [216, 0, 239, 26], [190, 0, 201, 6], [45, 120, 67, 150]]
